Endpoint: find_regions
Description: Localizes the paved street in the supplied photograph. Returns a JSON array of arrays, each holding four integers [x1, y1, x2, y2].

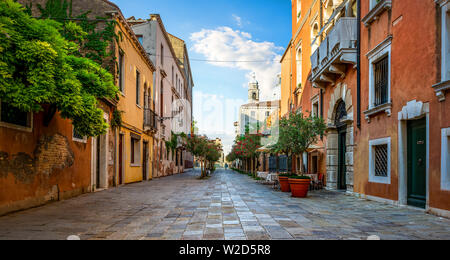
[[0, 169, 449, 240]]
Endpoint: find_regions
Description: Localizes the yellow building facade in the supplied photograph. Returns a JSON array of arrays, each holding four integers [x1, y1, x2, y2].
[[280, 42, 292, 117], [114, 15, 156, 185]]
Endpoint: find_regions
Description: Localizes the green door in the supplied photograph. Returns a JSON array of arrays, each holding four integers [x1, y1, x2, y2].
[[407, 118, 427, 209], [337, 127, 347, 190]]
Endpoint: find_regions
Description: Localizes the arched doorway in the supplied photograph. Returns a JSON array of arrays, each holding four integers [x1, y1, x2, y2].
[[335, 100, 347, 190], [325, 83, 354, 192]]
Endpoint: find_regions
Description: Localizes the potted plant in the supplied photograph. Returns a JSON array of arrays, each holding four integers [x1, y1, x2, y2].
[[278, 173, 294, 192], [289, 175, 312, 198], [268, 121, 293, 193], [275, 112, 326, 197]]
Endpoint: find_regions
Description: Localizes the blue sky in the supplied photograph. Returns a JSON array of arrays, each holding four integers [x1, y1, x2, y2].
[[111, 0, 292, 153]]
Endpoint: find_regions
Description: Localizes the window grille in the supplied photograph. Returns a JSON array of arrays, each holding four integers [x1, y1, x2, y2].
[[374, 144, 388, 177], [374, 56, 389, 106], [73, 127, 85, 141]]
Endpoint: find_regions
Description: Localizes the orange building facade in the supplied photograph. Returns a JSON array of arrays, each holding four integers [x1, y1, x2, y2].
[[282, 0, 450, 216], [355, 0, 450, 216], [0, 0, 156, 216]]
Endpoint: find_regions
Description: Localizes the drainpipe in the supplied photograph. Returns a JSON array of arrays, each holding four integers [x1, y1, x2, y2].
[[356, 0, 361, 129]]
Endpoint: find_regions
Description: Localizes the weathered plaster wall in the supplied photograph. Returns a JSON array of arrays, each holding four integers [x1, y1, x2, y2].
[[357, 0, 450, 211], [0, 112, 91, 216]]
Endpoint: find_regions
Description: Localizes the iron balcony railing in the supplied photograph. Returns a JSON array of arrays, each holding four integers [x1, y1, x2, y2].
[[144, 108, 157, 131]]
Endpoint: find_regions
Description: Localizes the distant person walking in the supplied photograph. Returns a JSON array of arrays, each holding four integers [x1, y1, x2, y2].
[[225, 163, 228, 170]]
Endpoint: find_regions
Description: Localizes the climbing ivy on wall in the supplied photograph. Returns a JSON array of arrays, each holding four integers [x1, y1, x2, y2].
[[110, 109, 123, 130], [29, 0, 120, 71], [0, 0, 119, 137]]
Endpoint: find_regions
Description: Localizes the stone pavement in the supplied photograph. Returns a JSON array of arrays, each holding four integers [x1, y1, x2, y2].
[[0, 169, 449, 240]]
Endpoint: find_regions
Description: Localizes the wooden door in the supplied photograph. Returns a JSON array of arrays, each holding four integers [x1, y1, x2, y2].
[[407, 118, 427, 208], [143, 142, 148, 181], [96, 137, 101, 189], [338, 127, 347, 190], [119, 134, 123, 185]]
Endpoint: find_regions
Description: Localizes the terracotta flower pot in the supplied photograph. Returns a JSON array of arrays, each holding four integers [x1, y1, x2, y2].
[[279, 176, 291, 192], [289, 178, 311, 198]]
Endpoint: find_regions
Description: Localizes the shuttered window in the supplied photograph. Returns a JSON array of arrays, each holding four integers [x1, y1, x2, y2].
[[136, 70, 140, 105]]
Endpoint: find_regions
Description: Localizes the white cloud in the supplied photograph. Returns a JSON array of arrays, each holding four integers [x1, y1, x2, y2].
[[190, 27, 282, 101], [232, 14, 242, 27], [193, 90, 245, 155]]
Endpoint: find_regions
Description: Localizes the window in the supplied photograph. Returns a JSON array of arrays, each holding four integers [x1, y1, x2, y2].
[[369, 137, 391, 184], [312, 96, 319, 118], [311, 155, 318, 174], [137, 35, 143, 45], [363, 0, 391, 26], [118, 51, 124, 92], [0, 101, 32, 131], [311, 23, 319, 53], [374, 144, 388, 177], [440, 3, 450, 82], [434, 2, 450, 101], [368, 37, 391, 110], [136, 70, 141, 105], [244, 114, 249, 133], [441, 128, 450, 191], [160, 80, 164, 116], [72, 126, 87, 143], [130, 136, 141, 165], [325, 0, 334, 20], [374, 56, 389, 106], [297, 0, 301, 21], [296, 46, 302, 89]]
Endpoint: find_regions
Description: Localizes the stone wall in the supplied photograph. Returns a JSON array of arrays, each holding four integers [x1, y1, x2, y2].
[[0, 134, 74, 184], [326, 83, 355, 192]]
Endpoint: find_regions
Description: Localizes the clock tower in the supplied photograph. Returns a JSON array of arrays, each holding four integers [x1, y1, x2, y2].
[[248, 73, 260, 103]]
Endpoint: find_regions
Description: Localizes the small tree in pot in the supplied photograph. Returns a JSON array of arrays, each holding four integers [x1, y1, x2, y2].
[[269, 116, 294, 192], [286, 112, 326, 197]]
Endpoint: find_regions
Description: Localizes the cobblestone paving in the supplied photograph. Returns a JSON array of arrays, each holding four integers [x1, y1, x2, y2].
[[0, 169, 449, 240]]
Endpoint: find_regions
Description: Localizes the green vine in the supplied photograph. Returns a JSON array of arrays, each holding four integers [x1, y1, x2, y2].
[[33, 0, 120, 72], [110, 110, 123, 129], [0, 0, 119, 137], [165, 132, 181, 158]]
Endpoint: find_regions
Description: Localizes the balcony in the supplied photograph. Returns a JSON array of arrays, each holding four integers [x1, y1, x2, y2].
[[144, 108, 157, 132], [310, 17, 358, 88]]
